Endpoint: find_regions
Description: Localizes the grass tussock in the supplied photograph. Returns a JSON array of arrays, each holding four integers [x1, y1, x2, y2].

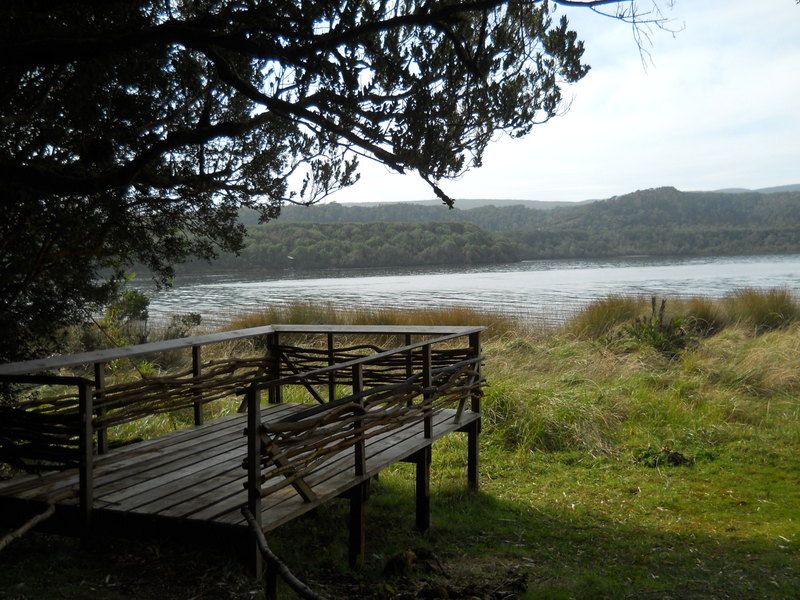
[[565, 295, 647, 338], [724, 287, 800, 333]]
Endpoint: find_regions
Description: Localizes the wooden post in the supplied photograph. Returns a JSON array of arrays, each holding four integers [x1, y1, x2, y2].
[[352, 364, 365, 477], [246, 386, 263, 578], [327, 333, 336, 402], [78, 379, 94, 538], [414, 446, 431, 533], [192, 345, 203, 425], [467, 331, 482, 491], [267, 333, 282, 404], [93, 363, 106, 455], [348, 482, 367, 569], [422, 343, 432, 439], [405, 333, 413, 406]]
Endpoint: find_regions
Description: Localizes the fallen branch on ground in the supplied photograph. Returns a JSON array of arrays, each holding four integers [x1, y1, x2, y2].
[[0, 503, 55, 552], [241, 506, 329, 600]]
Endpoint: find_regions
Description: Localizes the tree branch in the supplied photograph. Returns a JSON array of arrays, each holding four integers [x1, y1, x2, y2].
[[242, 506, 329, 600], [0, 503, 55, 552]]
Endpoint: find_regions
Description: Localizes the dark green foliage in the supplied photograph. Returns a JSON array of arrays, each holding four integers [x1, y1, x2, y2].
[[272, 202, 552, 232], [70, 278, 152, 351], [212, 187, 800, 274], [267, 187, 800, 261], [165, 313, 203, 339]]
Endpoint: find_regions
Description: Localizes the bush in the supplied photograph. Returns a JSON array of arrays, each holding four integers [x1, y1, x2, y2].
[[624, 297, 696, 358]]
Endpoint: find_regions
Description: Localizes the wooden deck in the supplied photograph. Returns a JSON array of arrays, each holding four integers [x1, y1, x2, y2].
[[0, 325, 484, 580], [0, 401, 478, 542]]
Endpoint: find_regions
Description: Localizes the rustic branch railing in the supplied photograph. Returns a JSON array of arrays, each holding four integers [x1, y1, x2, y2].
[[243, 359, 483, 501]]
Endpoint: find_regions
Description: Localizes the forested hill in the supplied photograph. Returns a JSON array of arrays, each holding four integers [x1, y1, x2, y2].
[[244, 201, 552, 232], [512, 187, 800, 259], [542, 187, 800, 230], [198, 222, 518, 271], [196, 187, 800, 273], [245, 186, 800, 231]]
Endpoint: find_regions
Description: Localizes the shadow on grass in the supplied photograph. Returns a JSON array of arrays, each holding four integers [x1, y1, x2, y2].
[[0, 476, 797, 600]]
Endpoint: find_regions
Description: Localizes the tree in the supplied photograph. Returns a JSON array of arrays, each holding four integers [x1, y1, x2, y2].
[[0, 0, 665, 362]]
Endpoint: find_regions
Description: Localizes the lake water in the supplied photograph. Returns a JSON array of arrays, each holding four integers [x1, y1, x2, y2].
[[139, 254, 800, 326]]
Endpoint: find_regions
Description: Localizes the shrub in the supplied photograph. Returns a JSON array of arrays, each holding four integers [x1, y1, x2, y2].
[[624, 297, 696, 358]]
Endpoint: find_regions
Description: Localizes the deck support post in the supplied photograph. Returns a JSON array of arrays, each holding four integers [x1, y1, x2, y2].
[[77, 379, 94, 539], [327, 333, 336, 402], [467, 421, 480, 492], [348, 481, 368, 569], [246, 386, 263, 578], [422, 343, 433, 438], [266, 333, 282, 404], [468, 332, 482, 491], [192, 345, 204, 425], [93, 363, 107, 455], [414, 446, 432, 533]]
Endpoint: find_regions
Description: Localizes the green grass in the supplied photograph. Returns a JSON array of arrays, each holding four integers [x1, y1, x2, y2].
[[2, 292, 799, 599]]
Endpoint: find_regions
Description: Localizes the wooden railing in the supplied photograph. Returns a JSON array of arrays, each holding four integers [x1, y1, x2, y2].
[[240, 335, 484, 523], [0, 324, 484, 533]]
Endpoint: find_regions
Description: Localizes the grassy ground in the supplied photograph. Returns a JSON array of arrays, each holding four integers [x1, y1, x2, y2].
[[1, 293, 799, 599]]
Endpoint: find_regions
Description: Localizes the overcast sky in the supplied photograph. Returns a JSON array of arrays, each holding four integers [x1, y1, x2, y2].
[[328, 0, 800, 204]]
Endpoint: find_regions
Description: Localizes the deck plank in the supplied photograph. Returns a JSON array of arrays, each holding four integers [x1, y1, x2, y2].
[[0, 403, 307, 502]]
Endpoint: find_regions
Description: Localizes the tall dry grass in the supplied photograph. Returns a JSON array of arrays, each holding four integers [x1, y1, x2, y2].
[[565, 288, 799, 340], [223, 301, 524, 340], [724, 287, 800, 333]]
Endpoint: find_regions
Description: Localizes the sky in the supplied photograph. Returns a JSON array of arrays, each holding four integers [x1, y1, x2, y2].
[[327, 0, 800, 204]]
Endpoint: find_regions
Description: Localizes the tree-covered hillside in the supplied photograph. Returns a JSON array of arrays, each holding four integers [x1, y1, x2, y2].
[[206, 187, 800, 273], [543, 187, 800, 230], [195, 222, 518, 271], [513, 187, 800, 258], [243, 202, 552, 232]]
